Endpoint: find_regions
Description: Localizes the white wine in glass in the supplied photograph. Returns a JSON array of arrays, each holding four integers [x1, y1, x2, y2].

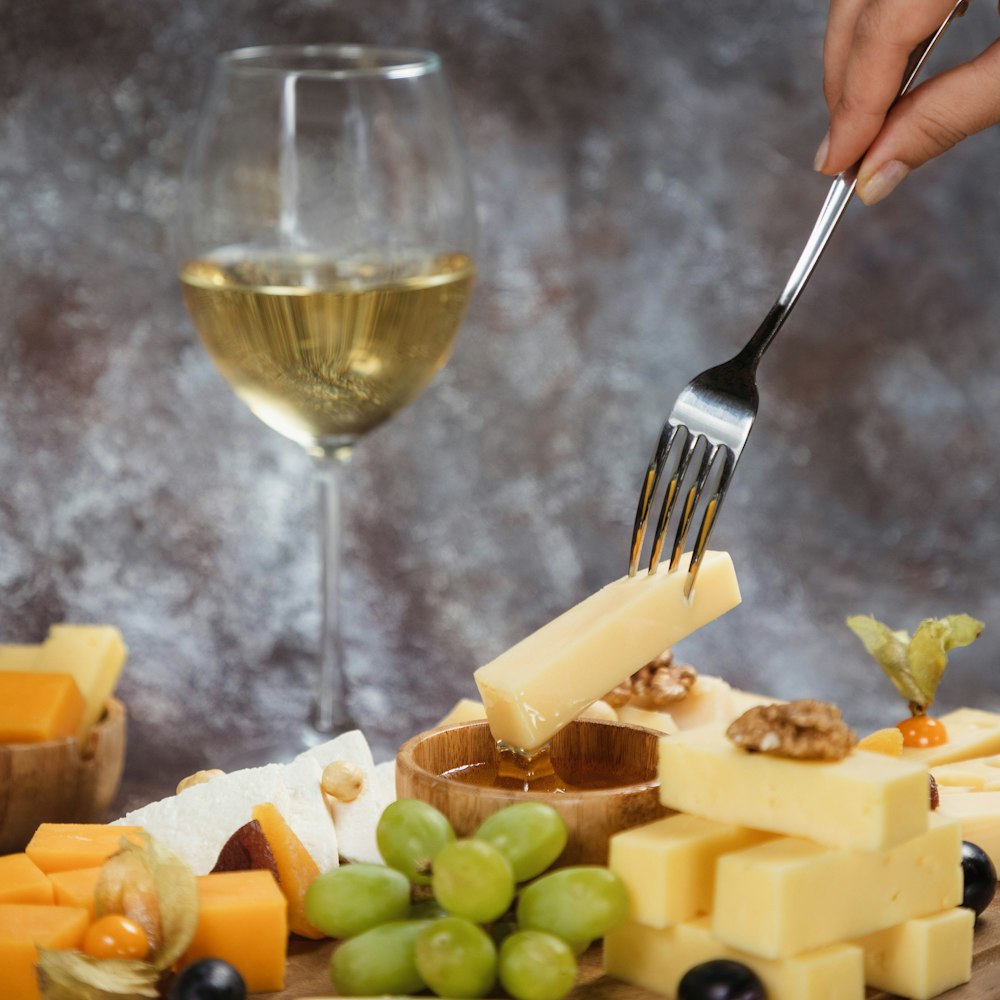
[[176, 46, 476, 735]]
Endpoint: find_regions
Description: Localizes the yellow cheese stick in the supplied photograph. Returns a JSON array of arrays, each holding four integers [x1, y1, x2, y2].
[[474, 551, 741, 752], [32, 625, 127, 745]]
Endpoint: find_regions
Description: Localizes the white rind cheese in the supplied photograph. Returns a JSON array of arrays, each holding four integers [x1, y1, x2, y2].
[[114, 730, 389, 874], [474, 551, 741, 752]]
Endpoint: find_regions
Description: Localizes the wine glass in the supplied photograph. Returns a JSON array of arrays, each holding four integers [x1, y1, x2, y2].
[[175, 45, 476, 736]]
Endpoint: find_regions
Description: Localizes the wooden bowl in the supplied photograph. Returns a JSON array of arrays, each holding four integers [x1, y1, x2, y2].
[[396, 718, 668, 865], [0, 698, 127, 854]]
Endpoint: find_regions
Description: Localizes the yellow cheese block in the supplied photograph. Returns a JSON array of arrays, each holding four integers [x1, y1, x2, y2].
[[712, 813, 962, 959], [932, 753, 1000, 791], [32, 624, 127, 745], [435, 698, 487, 727], [658, 727, 930, 851], [609, 813, 772, 929], [604, 917, 865, 1000], [0, 904, 89, 1000], [0, 854, 54, 905], [182, 871, 288, 992], [855, 907, 974, 1000], [616, 704, 678, 735], [936, 788, 1000, 870], [25, 823, 143, 874], [0, 645, 41, 672], [475, 552, 741, 752], [0, 672, 85, 743], [901, 708, 1000, 767]]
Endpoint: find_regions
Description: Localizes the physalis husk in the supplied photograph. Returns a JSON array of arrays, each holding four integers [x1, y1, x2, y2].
[[846, 613, 984, 713], [37, 833, 199, 999]]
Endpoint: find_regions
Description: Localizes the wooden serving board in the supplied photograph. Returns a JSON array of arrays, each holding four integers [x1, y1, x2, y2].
[[265, 900, 1000, 1000]]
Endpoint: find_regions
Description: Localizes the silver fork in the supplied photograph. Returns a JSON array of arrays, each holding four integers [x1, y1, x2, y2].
[[628, 0, 969, 596]]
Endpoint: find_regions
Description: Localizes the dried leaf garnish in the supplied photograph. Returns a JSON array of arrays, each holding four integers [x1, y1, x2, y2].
[[36, 950, 159, 1000], [847, 613, 984, 712]]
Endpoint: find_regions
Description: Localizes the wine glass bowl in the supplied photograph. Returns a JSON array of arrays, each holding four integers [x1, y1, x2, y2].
[[176, 45, 476, 732]]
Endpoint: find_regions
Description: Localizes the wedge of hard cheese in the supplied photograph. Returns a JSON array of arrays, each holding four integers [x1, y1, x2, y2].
[[474, 551, 741, 752]]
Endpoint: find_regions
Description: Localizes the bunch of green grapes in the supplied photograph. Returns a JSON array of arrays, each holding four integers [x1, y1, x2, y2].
[[304, 799, 629, 1000]]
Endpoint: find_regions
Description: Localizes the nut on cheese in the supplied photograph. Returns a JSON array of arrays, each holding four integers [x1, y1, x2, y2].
[[856, 908, 974, 1000], [474, 551, 741, 752], [604, 917, 865, 1000], [712, 813, 962, 959], [609, 813, 772, 928], [658, 727, 930, 851]]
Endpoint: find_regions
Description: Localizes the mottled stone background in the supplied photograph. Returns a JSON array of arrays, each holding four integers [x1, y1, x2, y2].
[[2, 0, 999, 812]]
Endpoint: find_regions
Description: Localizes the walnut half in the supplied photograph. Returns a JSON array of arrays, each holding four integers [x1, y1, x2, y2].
[[604, 650, 697, 709], [726, 699, 857, 761]]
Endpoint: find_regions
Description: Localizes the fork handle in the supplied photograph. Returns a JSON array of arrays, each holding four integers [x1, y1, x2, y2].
[[738, 0, 969, 366]]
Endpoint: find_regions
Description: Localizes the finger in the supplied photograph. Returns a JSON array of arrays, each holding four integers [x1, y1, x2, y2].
[[823, 0, 872, 112], [817, 0, 962, 174], [855, 37, 1000, 203]]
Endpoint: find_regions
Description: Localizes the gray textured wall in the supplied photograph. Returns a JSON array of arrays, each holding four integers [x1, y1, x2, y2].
[[2, 0, 999, 810]]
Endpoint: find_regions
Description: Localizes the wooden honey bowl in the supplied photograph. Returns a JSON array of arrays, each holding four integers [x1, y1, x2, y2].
[[396, 718, 668, 865], [0, 698, 127, 853]]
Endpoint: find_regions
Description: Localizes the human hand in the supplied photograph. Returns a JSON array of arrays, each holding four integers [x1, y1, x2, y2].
[[815, 0, 1000, 203]]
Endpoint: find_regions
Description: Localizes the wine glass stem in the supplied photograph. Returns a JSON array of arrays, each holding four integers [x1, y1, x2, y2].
[[314, 446, 352, 733]]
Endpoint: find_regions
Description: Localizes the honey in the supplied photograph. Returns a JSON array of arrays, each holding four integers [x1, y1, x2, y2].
[[441, 740, 652, 793]]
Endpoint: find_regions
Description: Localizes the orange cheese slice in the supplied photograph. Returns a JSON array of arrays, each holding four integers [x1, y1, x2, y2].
[[0, 854, 54, 905], [47, 867, 100, 918], [182, 870, 288, 992], [25, 824, 143, 874], [0, 903, 89, 1000], [0, 673, 84, 743]]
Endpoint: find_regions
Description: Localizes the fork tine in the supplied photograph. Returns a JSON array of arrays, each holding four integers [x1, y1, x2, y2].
[[647, 431, 705, 575], [683, 445, 736, 598], [664, 435, 713, 573], [629, 423, 687, 577]]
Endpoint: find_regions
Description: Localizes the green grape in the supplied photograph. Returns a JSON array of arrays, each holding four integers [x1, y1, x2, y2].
[[415, 916, 497, 998], [516, 866, 629, 948], [330, 919, 431, 996], [432, 839, 516, 923], [304, 863, 411, 938], [377, 798, 456, 884], [474, 803, 568, 882], [499, 930, 577, 1000]]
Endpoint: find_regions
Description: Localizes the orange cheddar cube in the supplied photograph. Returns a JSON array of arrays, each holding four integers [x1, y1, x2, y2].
[[47, 867, 100, 918], [182, 870, 287, 992], [0, 854, 53, 905], [252, 802, 324, 939], [0, 903, 89, 1000], [0, 673, 84, 743], [25, 824, 143, 874]]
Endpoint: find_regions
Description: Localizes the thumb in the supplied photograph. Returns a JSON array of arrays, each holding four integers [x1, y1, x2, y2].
[[855, 37, 1000, 204]]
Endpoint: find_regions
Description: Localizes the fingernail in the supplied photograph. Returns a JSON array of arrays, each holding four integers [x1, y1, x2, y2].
[[856, 160, 910, 205], [813, 131, 830, 172]]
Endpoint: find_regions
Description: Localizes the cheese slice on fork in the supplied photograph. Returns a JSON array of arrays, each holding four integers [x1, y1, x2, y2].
[[474, 551, 741, 752]]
